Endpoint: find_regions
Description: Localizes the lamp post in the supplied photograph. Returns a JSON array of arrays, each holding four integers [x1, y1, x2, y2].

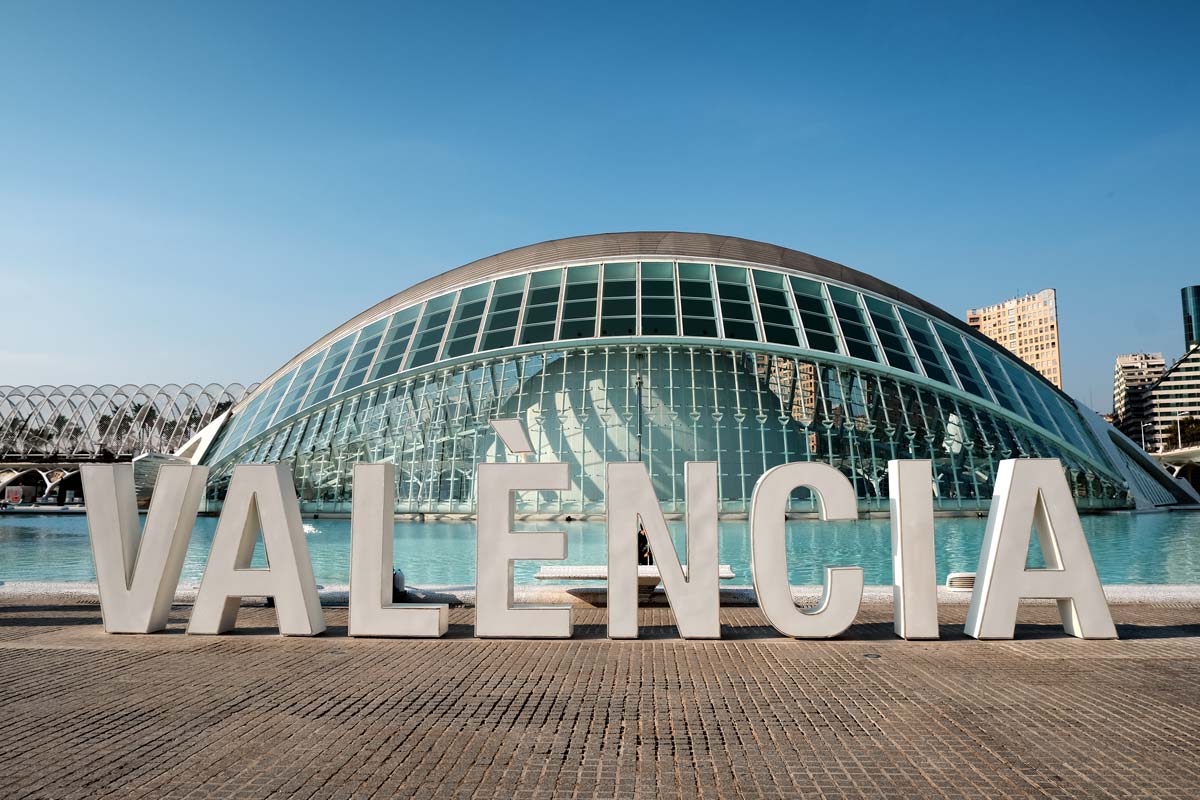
[[1140, 421, 1153, 452]]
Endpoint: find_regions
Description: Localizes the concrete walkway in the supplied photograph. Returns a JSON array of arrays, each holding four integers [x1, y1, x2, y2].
[[0, 596, 1197, 798]]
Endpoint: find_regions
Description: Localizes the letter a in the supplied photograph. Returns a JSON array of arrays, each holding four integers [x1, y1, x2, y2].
[[82, 464, 208, 633], [188, 463, 325, 636], [349, 463, 448, 637], [965, 459, 1117, 640]]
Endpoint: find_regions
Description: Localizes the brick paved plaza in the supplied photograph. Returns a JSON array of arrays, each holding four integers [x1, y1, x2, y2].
[[1, 597, 1198, 799]]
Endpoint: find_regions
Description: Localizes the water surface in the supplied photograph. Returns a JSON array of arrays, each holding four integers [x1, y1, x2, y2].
[[2, 511, 1198, 586]]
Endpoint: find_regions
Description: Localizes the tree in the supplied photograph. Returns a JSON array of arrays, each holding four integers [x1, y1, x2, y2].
[[1179, 416, 1200, 449]]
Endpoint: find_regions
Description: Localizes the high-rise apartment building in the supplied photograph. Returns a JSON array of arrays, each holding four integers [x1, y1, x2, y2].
[[1147, 344, 1200, 452], [1110, 286, 1200, 453], [966, 288, 1063, 388], [1112, 352, 1166, 447]]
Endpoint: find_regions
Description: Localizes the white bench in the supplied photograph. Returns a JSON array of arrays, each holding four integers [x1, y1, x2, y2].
[[534, 564, 736, 592]]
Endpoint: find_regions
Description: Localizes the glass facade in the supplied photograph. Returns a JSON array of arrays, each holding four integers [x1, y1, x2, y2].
[[1183, 285, 1200, 350], [202, 248, 1154, 514]]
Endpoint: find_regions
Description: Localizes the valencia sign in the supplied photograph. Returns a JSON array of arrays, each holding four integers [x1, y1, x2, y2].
[[80, 421, 1118, 642]]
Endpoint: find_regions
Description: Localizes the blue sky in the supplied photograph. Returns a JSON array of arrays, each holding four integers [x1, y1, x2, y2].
[[1, 1, 1197, 411]]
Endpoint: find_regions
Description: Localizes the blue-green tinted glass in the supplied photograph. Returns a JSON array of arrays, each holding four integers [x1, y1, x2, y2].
[[369, 306, 422, 381], [999, 353, 1096, 458], [302, 334, 357, 410], [600, 262, 637, 336], [559, 265, 599, 340], [966, 341, 1026, 417], [442, 283, 490, 359], [827, 286, 879, 363], [752, 270, 799, 347], [998, 358, 1061, 437], [863, 297, 917, 373], [241, 366, 299, 442], [335, 317, 389, 394], [715, 266, 759, 341], [640, 261, 678, 336], [481, 275, 527, 350], [213, 390, 268, 460], [405, 293, 456, 369], [897, 309, 955, 385], [272, 350, 326, 424], [789, 276, 840, 353], [678, 263, 718, 337], [520, 269, 562, 345], [932, 324, 990, 400], [1034, 384, 1101, 460]]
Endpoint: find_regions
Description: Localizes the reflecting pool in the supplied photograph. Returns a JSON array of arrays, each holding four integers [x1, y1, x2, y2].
[[2, 511, 1199, 586]]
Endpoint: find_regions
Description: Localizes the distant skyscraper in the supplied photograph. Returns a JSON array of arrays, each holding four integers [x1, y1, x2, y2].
[[1113, 353, 1166, 447], [966, 288, 1062, 388], [1182, 285, 1200, 350]]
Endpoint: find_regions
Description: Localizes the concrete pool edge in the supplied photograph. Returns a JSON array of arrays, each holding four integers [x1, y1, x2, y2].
[[4, 582, 1200, 607]]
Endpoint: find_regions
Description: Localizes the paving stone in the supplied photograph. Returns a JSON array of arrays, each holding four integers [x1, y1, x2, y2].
[[0, 599, 1196, 798]]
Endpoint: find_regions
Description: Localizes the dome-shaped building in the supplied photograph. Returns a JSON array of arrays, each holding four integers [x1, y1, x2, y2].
[[194, 233, 1196, 516]]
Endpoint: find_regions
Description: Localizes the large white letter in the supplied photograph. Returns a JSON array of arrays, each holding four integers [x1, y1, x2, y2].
[[475, 421, 572, 638], [188, 463, 325, 636], [889, 459, 939, 639], [606, 461, 719, 639], [349, 463, 447, 637], [82, 464, 208, 633], [965, 459, 1117, 640], [750, 462, 863, 638]]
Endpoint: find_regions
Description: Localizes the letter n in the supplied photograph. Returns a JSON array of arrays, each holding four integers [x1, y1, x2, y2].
[[606, 461, 719, 639]]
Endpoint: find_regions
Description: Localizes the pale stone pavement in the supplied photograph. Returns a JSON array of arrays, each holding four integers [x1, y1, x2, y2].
[[0, 598, 1197, 798]]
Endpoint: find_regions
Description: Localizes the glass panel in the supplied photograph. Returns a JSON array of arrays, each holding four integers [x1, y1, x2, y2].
[[639, 261, 677, 336], [301, 334, 357, 409], [272, 350, 326, 424], [441, 283, 491, 359], [999, 358, 1061, 436], [898, 308, 955, 385], [1035, 385, 1102, 460], [678, 263, 718, 337], [368, 306, 422, 381], [752, 270, 799, 347], [559, 265, 599, 340], [520, 268, 561, 345], [714, 265, 759, 341], [334, 317, 389, 394], [826, 285, 879, 363], [480, 274, 528, 351], [932, 323, 990, 400], [966, 340, 1027, 417], [600, 262, 637, 336], [213, 390, 268, 459], [405, 293, 456, 369], [241, 366, 299, 442], [863, 297, 918, 373], [789, 276, 840, 353]]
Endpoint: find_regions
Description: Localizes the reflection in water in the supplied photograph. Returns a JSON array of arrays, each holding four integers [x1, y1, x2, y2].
[[1, 512, 1198, 586]]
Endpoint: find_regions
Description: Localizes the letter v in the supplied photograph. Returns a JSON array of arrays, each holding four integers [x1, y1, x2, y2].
[[81, 464, 209, 633]]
